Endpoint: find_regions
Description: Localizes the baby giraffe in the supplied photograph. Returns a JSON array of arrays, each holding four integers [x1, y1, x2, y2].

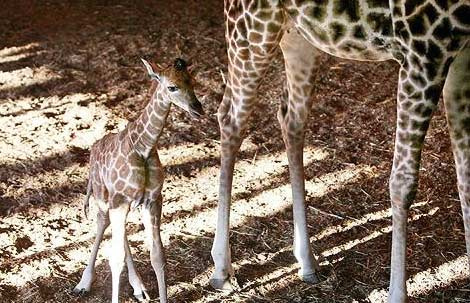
[[73, 58, 203, 303]]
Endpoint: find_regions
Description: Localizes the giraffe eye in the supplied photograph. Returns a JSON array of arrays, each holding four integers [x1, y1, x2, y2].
[[168, 86, 179, 92]]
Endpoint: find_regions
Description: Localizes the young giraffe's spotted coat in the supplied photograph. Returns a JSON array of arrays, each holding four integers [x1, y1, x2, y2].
[[212, 1, 470, 302], [73, 58, 203, 303]]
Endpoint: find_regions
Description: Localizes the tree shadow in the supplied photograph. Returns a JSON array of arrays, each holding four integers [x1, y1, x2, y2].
[[0, 94, 94, 117], [0, 47, 46, 73], [0, 78, 76, 102]]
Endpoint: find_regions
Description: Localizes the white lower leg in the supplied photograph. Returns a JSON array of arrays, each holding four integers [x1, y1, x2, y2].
[[150, 237, 167, 303], [110, 255, 125, 303], [455, 166, 470, 270], [142, 201, 167, 303], [74, 211, 109, 293], [211, 179, 234, 279], [125, 236, 148, 300], [389, 205, 408, 303], [461, 202, 470, 268], [211, 147, 236, 286], [289, 150, 318, 281], [109, 207, 128, 303]]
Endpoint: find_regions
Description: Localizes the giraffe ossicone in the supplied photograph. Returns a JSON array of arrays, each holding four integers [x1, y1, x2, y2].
[[212, 1, 470, 302], [73, 57, 203, 303]]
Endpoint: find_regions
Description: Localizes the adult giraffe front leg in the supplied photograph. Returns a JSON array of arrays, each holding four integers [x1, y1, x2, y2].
[[277, 28, 322, 283], [210, 1, 284, 289]]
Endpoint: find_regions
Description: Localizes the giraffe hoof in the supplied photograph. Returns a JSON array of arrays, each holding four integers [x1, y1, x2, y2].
[[209, 275, 240, 291], [133, 290, 150, 302], [300, 272, 320, 284], [209, 278, 233, 290], [72, 287, 89, 297]]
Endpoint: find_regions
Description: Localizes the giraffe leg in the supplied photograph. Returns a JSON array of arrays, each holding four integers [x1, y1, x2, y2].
[[443, 44, 470, 269], [388, 64, 447, 302], [141, 196, 167, 303], [278, 28, 322, 283], [124, 234, 149, 302], [108, 199, 130, 303], [73, 208, 109, 295], [210, 5, 284, 289]]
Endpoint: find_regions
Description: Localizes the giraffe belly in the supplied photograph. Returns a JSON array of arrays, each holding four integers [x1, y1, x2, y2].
[[284, 0, 396, 62], [293, 23, 395, 61]]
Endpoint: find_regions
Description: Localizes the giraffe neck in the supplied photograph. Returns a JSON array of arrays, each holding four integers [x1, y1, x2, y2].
[[129, 83, 171, 157]]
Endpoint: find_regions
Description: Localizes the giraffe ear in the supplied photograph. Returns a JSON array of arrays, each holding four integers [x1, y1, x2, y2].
[[141, 58, 161, 82]]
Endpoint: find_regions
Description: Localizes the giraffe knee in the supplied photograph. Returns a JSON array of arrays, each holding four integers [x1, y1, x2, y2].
[[279, 113, 304, 140], [218, 105, 250, 150]]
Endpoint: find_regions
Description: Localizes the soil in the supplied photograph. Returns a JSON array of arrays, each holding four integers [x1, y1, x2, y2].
[[0, 1, 468, 302]]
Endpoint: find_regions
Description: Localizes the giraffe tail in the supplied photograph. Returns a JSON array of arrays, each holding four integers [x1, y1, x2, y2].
[[83, 178, 92, 220]]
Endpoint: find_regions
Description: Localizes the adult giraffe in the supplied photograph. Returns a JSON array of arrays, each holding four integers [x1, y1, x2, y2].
[[210, 0, 470, 302]]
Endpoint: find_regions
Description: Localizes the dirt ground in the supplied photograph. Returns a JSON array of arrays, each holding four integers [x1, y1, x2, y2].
[[0, 1, 469, 302]]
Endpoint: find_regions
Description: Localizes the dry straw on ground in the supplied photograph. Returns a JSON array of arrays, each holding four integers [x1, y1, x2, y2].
[[0, 0, 468, 302]]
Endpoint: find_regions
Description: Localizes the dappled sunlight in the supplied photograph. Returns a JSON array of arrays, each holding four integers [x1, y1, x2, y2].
[[0, 166, 90, 260], [0, 150, 363, 289], [0, 236, 108, 288], [0, 1, 463, 301], [0, 93, 126, 160], [173, 201, 443, 302], [0, 43, 42, 64], [246, 205, 439, 291], [0, 66, 60, 92], [0, 93, 89, 117], [0, 200, 99, 286], [158, 137, 259, 166], [368, 255, 469, 302], [136, 152, 359, 244], [314, 200, 433, 242], [168, 165, 377, 299], [321, 206, 439, 258], [162, 146, 330, 218]]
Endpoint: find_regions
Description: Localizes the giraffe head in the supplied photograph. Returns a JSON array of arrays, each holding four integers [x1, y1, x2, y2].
[[141, 58, 204, 118]]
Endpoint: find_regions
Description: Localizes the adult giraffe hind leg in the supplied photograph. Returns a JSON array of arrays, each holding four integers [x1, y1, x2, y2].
[[388, 60, 449, 303], [443, 44, 470, 269], [210, 1, 284, 290], [278, 28, 322, 283]]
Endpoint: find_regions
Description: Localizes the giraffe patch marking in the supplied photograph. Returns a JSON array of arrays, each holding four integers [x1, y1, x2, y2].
[[333, 0, 360, 22], [453, 5, 470, 26]]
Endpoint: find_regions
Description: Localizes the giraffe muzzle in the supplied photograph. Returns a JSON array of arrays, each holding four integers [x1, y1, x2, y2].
[[189, 99, 204, 119]]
